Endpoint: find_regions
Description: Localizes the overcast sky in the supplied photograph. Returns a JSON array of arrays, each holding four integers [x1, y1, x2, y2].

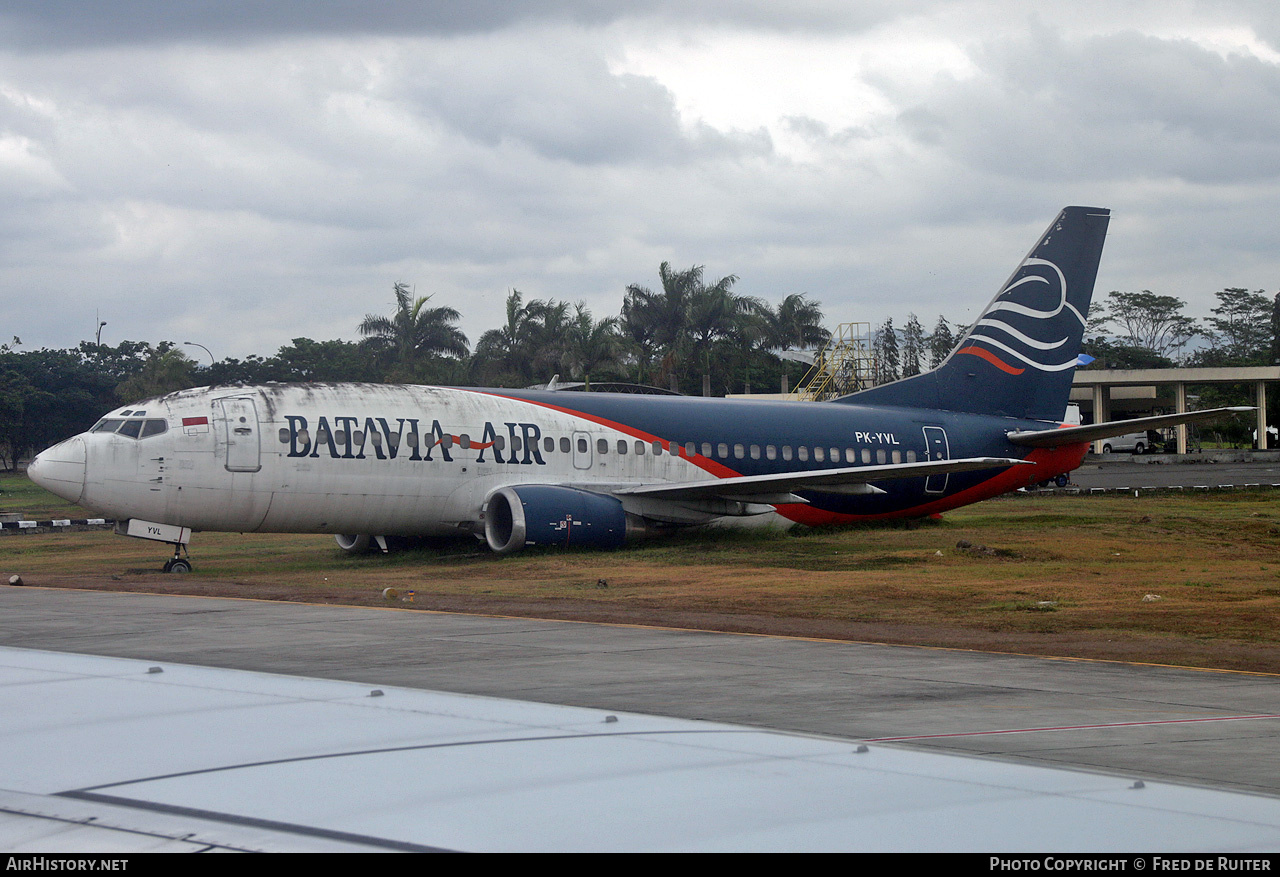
[[3, 1, 1279, 361]]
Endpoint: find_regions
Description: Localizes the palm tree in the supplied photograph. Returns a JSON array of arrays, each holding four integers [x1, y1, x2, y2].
[[116, 345, 196, 403], [473, 290, 572, 386], [623, 263, 741, 389], [766, 294, 829, 352], [562, 303, 621, 390], [359, 283, 468, 381]]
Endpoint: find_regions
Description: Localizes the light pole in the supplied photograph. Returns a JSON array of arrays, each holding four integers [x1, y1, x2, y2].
[[95, 321, 106, 347], [183, 341, 214, 367]]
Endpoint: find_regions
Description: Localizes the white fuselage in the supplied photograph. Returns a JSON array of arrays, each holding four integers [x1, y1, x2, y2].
[[33, 383, 732, 537]]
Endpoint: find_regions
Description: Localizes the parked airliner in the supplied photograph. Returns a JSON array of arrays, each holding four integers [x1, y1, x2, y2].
[[27, 207, 1246, 571]]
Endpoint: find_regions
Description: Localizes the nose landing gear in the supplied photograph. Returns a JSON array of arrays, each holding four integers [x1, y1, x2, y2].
[[115, 519, 194, 574], [162, 545, 192, 574]]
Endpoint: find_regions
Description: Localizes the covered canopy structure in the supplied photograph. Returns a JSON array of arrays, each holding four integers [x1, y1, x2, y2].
[[1072, 366, 1280, 453]]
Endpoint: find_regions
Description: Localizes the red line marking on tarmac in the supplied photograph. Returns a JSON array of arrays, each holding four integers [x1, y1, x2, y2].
[[865, 714, 1280, 742]]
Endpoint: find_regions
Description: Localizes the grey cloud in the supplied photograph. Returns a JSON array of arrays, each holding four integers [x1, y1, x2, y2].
[[393, 36, 744, 166], [0, 1, 922, 50], [891, 28, 1280, 185]]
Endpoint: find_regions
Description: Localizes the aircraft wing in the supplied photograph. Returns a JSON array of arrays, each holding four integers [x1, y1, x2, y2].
[[613, 457, 1030, 502], [1006, 407, 1254, 448]]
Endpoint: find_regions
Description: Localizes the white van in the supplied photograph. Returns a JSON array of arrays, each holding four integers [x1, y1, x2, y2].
[[1100, 431, 1150, 455]]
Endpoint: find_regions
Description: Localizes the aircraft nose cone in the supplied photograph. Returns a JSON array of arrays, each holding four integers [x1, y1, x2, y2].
[[27, 437, 86, 504]]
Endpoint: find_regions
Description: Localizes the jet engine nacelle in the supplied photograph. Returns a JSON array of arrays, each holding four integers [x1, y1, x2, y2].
[[335, 534, 371, 553], [484, 485, 632, 554], [334, 534, 389, 553]]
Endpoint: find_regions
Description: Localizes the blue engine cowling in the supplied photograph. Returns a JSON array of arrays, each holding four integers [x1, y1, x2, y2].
[[484, 485, 631, 554]]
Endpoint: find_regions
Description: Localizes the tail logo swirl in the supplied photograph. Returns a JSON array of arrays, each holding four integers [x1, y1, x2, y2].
[[956, 257, 1083, 375]]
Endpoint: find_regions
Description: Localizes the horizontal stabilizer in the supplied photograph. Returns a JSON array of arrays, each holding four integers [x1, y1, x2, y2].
[[614, 457, 1030, 502], [1006, 407, 1254, 448]]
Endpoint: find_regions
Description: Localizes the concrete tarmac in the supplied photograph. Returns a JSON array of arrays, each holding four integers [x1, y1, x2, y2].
[[3, 586, 1279, 798], [1069, 456, 1280, 490]]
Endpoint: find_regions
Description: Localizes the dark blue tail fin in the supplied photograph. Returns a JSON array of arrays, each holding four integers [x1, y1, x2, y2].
[[843, 206, 1110, 422]]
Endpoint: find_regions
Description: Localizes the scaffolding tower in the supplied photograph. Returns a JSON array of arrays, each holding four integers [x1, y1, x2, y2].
[[791, 322, 877, 401]]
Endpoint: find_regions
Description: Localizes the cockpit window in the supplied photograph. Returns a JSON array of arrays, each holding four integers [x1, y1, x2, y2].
[[139, 419, 167, 438], [90, 418, 168, 439]]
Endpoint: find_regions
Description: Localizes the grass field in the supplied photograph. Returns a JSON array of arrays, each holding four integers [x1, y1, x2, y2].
[[4, 471, 1280, 672]]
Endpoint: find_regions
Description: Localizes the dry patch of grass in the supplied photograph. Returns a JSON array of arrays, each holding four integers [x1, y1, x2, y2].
[[5, 470, 1280, 671]]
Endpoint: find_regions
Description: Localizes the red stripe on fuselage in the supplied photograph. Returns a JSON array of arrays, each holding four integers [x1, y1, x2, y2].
[[458, 389, 742, 479], [458, 389, 1088, 526]]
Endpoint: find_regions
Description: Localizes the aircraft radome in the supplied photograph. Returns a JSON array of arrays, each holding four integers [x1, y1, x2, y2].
[[27, 207, 1248, 572]]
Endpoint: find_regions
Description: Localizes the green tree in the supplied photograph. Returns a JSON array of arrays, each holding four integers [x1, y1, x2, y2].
[[874, 318, 899, 383], [1093, 290, 1197, 361], [472, 290, 571, 386], [928, 316, 955, 369], [359, 283, 469, 382], [561, 304, 622, 390], [1271, 293, 1280, 366], [116, 344, 196, 403], [0, 348, 121, 466], [1200, 288, 1272, 365], [901, 313, 925, 377], [622, 262, 743, 392]]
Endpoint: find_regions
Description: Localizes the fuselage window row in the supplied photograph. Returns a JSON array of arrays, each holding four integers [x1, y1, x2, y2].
[[271, 425, 920, 468]]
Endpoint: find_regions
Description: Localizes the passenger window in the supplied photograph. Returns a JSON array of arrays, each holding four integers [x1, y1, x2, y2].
[[750, 445, 760, 459], [598, 438, 609, 454], [369, 431, 382, 448], [510, 436, 521, 452], [685, 442, 696, 456], [782, 446, 792, 461], [578, 437, 589, 453], [798, 446, 809, 461], [492, 435, 504, 450], [814, 447, 825, 462], [876, 449, 886, 464], [845, 448, 856, 464], [862, 449, 871, 464], [717, 443, 729, 458], [352, 430, 364, 447], [617, 440, 628, 455], [701, 442, 712, 457], [335, 430, 348, 446], [635, 440, 645, 455], [117, 420, 143, 439], [652, 441, 662, 455], [560, 437, 571, 453], [459, 434, 471, 449], [766, 445, 776, 460], [278, 428, 289, 443], [543, 437, 554, 453], [830, 448, 839, 461], [441, 434, 453, 449], [892, 450, 901, 464], [907, 450, 917, 462], [733, 444, 744, 459]]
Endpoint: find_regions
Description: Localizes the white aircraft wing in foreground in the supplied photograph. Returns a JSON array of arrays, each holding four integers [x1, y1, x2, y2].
[[5, 646, 1280, 853]]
